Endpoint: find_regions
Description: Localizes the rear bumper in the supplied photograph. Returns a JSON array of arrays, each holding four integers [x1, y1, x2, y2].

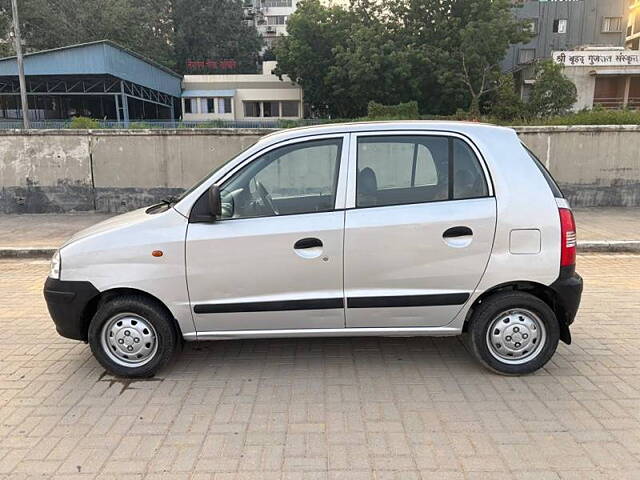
[[550, 266, 583, 343], [43, 277, 99, 341]]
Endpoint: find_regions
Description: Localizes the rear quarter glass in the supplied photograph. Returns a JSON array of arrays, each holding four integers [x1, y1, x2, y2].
[[522, 144, 564, 199]]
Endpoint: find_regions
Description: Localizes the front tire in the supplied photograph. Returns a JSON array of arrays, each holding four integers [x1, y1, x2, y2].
[[467, 291, 560, 375], [88, 295, 177, 378]]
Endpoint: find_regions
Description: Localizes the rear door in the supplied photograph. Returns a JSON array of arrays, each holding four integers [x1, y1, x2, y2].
[[344, 132, 497, 328]]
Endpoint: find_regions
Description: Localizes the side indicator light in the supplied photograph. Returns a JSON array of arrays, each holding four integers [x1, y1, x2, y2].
[[152, 250, 163, 257]]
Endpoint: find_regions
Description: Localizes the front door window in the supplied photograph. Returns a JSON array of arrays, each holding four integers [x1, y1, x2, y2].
[[220, 138, 343, 219]]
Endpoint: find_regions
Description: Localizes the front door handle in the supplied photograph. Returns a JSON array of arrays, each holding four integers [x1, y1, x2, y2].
[[294, 237, 323, 249], [443, 226, 473, 238]]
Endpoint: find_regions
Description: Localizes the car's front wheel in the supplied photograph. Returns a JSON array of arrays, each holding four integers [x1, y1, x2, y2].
[[467, 291, 560, 375], [88, 295, 177, 378]]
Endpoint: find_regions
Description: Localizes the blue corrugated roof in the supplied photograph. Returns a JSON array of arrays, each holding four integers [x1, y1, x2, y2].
[[0, 41, 181, 97], [182, 89, 236, 98]]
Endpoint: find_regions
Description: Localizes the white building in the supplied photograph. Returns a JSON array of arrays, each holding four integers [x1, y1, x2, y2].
[[181, 61, 303, 122], [553, 48, 640, 110], [244, 0, 347, 48], [244, 0, 299, 49]]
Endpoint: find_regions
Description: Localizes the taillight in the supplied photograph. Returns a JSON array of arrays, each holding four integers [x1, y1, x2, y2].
[[559, 208, 576, 267]]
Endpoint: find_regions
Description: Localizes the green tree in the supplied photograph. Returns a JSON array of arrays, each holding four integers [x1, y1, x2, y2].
[[6, 0, 175, 67], [0, 1, 12, 57], [327, 18, 423, 117], [273, 0, 355, 116], [528, 60, 577, 117], [491, 73, 525, 121], [0, 0, 262, 72], [385, 0, 467, 115], [386, 0, 528, 116], [456, 0, 530, 115], [172, 0, 262, 74]]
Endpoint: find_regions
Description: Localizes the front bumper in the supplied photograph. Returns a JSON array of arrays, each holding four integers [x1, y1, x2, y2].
[[550, 266, 584, 344], [43, 277, 100, 341]]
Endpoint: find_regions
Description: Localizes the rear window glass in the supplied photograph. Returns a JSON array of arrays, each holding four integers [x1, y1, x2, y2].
[[523, 145, 564, 198]]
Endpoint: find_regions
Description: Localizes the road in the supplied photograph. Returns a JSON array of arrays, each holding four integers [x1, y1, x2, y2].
[[1, 254, 639, 479]]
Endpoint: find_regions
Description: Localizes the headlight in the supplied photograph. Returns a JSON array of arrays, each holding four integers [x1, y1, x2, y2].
[[49, 250, 61, 279]]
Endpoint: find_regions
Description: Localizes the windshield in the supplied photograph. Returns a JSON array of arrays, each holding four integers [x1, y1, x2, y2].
[[173, 142, 258, 204]]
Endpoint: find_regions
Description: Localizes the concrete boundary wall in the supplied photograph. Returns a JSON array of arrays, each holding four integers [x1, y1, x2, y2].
[[516, 126, 640, 208], [0, 126, 638, 213]]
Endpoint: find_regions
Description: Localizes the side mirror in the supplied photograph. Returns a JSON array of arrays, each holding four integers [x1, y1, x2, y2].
[[208, 184, 222, 219]]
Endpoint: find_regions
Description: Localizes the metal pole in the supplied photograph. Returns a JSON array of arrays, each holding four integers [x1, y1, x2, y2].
[[120, 81, 129, 127], [10, 0, 30, 129]]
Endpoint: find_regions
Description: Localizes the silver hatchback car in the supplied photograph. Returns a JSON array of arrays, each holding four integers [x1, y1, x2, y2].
[[44, 122, 583, 377]]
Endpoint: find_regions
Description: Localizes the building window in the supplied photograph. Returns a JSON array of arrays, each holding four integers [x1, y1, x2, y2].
[[281, 101, 299, 117], [244, 101, 261, 117], [518, 48, 535, 64], [243, 100, 300, 118], [553, 19, 567, 34], [523, 19, 538, 35], [260, 0, 292, 7], [263, 101, 279, 117], [602, 17, 622, 33], [202, 97, 233, 114], [184, 98, 197, 114], [217, 98, 232, 114], [267, 15, 287, 26]]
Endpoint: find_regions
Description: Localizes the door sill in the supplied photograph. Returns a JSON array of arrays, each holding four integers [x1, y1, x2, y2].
[[184, 326, 461, 341]]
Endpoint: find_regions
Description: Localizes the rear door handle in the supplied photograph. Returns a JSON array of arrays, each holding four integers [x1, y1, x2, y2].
[[443, 226, 473, 238], [294, 237, 323, 249]]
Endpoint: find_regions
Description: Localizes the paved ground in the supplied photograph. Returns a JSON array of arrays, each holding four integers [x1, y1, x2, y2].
[[574, 208, 640, 241], [1, 254, 639, 479], [0, 213, 113, 248], [0, 208, 637, 249]]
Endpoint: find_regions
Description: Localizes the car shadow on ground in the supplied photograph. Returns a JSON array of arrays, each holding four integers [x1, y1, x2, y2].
[[94, 335, 501, 389]]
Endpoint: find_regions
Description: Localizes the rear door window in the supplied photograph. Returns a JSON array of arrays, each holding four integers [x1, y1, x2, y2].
[[355, 135, 489, 208]]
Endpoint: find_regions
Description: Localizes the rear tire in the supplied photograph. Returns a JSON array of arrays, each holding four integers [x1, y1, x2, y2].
[[467, 291, 560, 375], [88, 295, 177, 378]]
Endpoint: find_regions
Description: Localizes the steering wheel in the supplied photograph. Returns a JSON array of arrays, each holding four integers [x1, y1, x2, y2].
[[255, 180, 278, 215]]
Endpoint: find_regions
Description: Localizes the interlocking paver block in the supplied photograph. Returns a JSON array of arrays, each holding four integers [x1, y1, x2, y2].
[[0, 254, 640, 478]]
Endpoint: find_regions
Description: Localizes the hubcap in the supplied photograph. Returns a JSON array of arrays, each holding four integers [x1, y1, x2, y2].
[[100, 313, 158, 367], [486, 309, 546, 365]]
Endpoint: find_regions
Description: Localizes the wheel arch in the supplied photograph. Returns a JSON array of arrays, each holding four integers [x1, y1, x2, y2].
[[80, 287, 183, 342], [463, 280, 571, 344]]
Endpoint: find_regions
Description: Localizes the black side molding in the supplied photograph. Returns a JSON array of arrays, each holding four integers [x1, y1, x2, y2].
[[347, 293, 470, 309], [194, 293, 470, 314], [194, 297, 344, 314]]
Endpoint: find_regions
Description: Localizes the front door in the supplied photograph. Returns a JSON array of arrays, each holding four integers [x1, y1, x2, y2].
[[186, 135, 348, 333], [344, 133, 497, 328]]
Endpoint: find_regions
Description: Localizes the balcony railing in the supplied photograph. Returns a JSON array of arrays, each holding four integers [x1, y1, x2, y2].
[[593, 97, 640, 110]]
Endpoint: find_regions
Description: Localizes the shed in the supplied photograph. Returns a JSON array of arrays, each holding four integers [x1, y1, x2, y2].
[[0, 40, 182, 123]]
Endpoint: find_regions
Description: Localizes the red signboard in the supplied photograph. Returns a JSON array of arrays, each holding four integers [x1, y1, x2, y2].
[[186, 59, 238, 72]]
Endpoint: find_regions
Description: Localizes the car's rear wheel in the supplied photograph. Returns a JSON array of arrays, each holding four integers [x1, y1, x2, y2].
[[467, 291, 560, 375], [88, 295, 177, 378]]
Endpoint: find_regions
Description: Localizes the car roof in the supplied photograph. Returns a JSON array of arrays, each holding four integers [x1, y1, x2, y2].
[[258, 121, 515, 145]]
